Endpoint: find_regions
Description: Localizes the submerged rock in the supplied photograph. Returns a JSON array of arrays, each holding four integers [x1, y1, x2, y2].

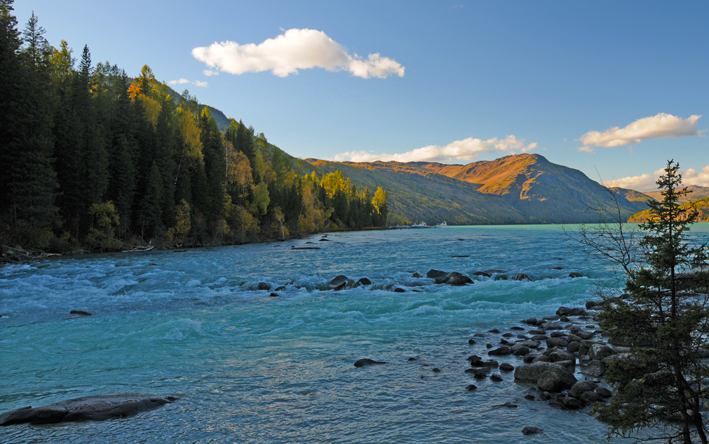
[[427, 270, 474, 286], [354, 358, 386, 367], [0, 394, 178, 426], [70, 310, 92, 316], [257, 282, 271, 291], [522, 426, 543, 435]]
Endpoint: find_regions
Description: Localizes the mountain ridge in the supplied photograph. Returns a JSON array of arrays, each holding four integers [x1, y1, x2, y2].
[[304, 154, 650, 225]]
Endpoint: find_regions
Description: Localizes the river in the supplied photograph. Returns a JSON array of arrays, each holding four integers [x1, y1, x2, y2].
[[2, 223, 709, 443]]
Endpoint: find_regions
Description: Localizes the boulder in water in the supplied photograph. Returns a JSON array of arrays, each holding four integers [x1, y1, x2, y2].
[[70, 310, 92, 316], [0, 394, 177, 426], [329, 275, 353, 291], [354, 358, 385, 367], [357, 277, 372, 286], [488, 346, 511, 356], [426, 269, 448, 279], [556, 306, 587, 316], [439, 272, 474, 286], [522, 426, 543, 435], [257, 282, 271, 291]]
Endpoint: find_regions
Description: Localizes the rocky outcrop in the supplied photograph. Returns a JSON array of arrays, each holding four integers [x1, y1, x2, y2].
[[0, 394, 177, 426]]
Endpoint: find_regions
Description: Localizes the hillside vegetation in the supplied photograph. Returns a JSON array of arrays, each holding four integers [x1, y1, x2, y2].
[[0, 8, 388, 254], [629, 197, 709, 223]]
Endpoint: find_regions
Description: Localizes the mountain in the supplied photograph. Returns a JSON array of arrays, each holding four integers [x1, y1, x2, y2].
[[642, 185, 709, 205], [304, 154, 649, 225], [629, 197, 709, 223], [162, 84, 232, 131]]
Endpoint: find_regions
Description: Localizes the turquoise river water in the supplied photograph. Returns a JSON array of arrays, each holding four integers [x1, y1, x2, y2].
[[2, 223, 709, 443]]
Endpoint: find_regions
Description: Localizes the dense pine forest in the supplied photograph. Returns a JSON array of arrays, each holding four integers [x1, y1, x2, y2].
[[0, 3, 388, 255]]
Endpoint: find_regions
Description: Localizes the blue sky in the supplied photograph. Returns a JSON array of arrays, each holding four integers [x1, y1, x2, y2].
[[15, 1, 708, 191]]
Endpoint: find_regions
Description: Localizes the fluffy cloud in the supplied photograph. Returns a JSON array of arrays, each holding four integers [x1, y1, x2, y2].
[[204, 69, 219, 76], [580, 113, 703, 148], [193, 80, 208, 87], [168, 78, 189, 85], [333, 135, 537, 163], [192, 28, 405, 79], [603, 165, 709, 191]]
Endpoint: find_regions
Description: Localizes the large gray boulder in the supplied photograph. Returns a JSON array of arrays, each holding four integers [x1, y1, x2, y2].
[[426, 269, 448, 279], [537, 367, 577, 392], [514, 362, 569, 383], [0, 394, 177, 426], [515, 362, 577, 393], [549, 350, 575, 363], [582, 360, 605, 377], [556, 306, 588, 317], [589, 344, 614, 361], [569, 381, 596, 399]]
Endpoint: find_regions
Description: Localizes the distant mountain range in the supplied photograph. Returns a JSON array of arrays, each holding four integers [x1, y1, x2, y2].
[[642, 185, 709, 205], [303, 153, 652, 225]]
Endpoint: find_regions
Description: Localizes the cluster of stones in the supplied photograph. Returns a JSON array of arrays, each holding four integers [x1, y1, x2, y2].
[[263, 267, 583, 297], [465, 303, 624, 412]]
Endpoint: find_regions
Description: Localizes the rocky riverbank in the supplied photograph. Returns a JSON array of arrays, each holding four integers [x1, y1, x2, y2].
[[462, 300, 621, 413]]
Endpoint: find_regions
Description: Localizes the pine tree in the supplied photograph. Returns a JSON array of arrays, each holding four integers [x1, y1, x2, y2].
[[137, 161, 164, 240], [199, 106, 226, 226], [596, 161, 709, 443], [0, 9, 59, 242]]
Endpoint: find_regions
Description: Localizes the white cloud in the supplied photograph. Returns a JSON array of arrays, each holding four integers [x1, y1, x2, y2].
[[577, 146, 595, 154], [683, 165, 709, 188], [193, 80, 208, 87], [603, 165, 709, 191], [168, 78, 189, 85], [333, 135, 537, 163], [204, 69, 219, 76], [191, 28, 405, 79], [580, 113, 703, 148]]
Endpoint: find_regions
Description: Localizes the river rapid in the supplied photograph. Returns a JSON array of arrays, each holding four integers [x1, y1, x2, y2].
[[2, 224, 709, 443]]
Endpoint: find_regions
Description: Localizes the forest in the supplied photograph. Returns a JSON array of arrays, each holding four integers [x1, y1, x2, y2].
[[0, 3, 389, 254]]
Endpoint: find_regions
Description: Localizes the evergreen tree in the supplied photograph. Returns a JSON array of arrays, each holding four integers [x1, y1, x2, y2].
[[137, 161, 164, 239], [596, 161, 709, 443], [234, 119, 256, 176], [0, 9, 59, 242], [199, 107, 225, 226]]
